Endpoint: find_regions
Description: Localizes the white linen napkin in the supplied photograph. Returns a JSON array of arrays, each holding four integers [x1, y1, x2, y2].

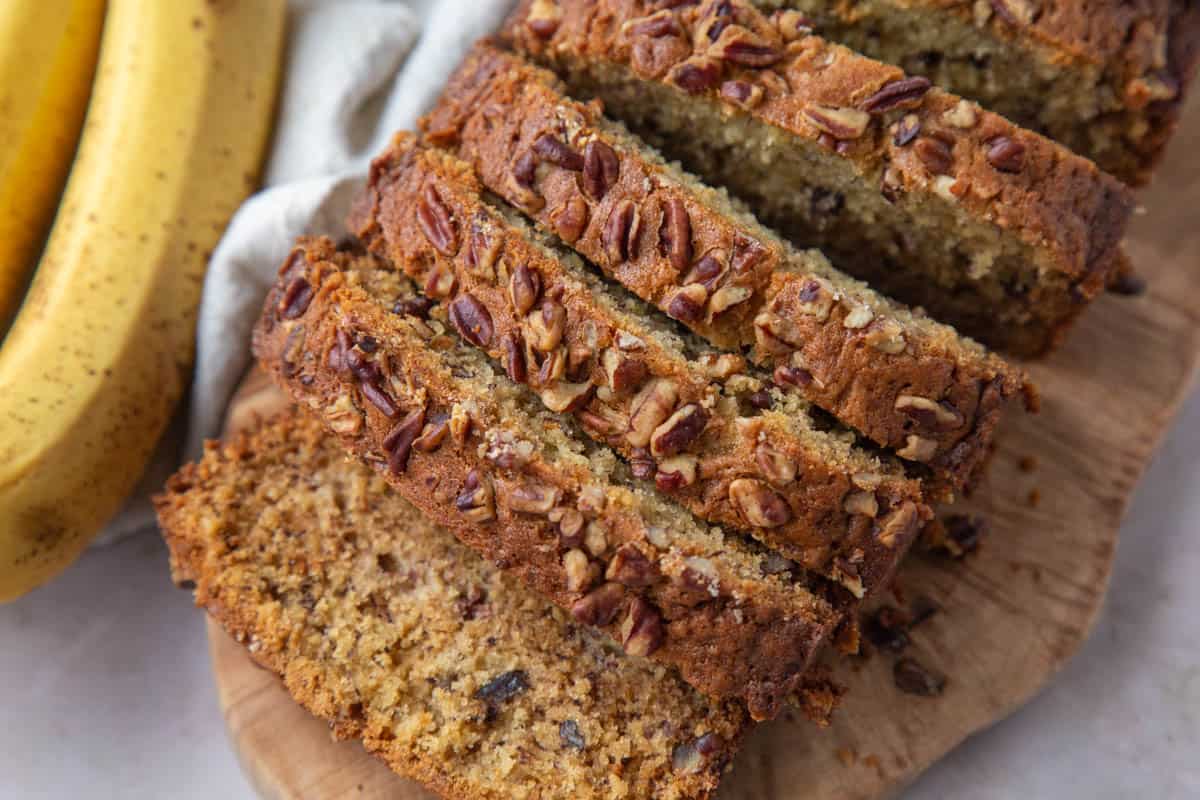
[[97, 0, 516, 545]]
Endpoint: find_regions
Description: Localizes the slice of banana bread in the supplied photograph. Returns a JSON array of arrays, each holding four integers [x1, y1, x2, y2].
[[156, 412, 749, 800], [501, 2, 1135, 356], [253, 237, 843, 720], [420, 44, 1034, 488], [753, 0, 1200, 185], [351, 133, 928, 598]]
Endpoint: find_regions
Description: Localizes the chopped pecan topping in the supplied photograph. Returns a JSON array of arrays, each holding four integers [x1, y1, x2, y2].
[[507, 482, 563, 515], [449, 293, 493, 347], [897, 434, 938, 462], [533, 133, 584, 171], [729, 478, 792, 527], [989, 0, 1036, 26], [416, 183, 458, 256], [622, 9, 682, 38], [720, 79, 764, 110], [393, 295, 434, 319], [804, 105, 871, 140], [755, 444, 797, 486], [894, 113, 921, 146], [621, 596, 665, 657], [382, 408, 425, 474], [666, 283, 708, 323], [606, 544, 660, 588], [861, 76, 932, 114], [525, 0, 562, 38], [563, 548, 599, 593], [526, 298, 566, 353], [500, 332, 527, 384], [985, 136, 1026, 172], [627, 379, 678, 448], [915, 133, 955, 175], [629, 447, 657, 481], [455, 469, 495, 523], [668, 56, 722, 93], [655, 454, 698, 491], [658, 197, 693, 272], [774, 10, 814, 41], [582, 139, 620, 200], [359, 380, 399, 418], [466, 221, 500, 281], [278, 277, 313, 320], [603, 200, 640, 264], [708, 284, 753, 317], [650, 404, 709, 458], [423, 265, 457, 299], [601, 348, 648, 394], [895, 394, 963, 431], [540, 381, 594, 413], [713, 26, 781, 67], [551, 194, 590, 244], [843, 491, 879, 518], [571, 582, 625, 626], [412, 413, 450, 452], [509, 262, 542, 317]]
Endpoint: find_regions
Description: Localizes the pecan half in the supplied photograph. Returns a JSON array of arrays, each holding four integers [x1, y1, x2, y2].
[[895, 395, 964, 431], [621, 596, 665, 657], [914, 135, 954, 175], [666, 283, 708, 323], [582, 140, 621, 200], [621, 9, 681, 38], [668, 56, 722, 94], [359, 380, 399, 418], [500, 332, 527, 384], [278, 277, 313, 319], [804, 105, 871, 140], [551, 194, 590, 244], [382, 407, 425, 474], [603, 200, 640, 264], [720, 79, 764, 110], [714, 27, 782, 67], [658, 197, 692, 272], [509, 262, 542, 316], [526, 298, 566, 353], [627, 379, 678, 448], [412, 412, 450, 452], [449, 293, 494, 347], [861, 77, 932, 114], [985, 136, 1026, 173], [416, 184, 458, 256]]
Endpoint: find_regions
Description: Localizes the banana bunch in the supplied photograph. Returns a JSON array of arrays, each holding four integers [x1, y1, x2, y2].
[[0, 0, 286, 601]]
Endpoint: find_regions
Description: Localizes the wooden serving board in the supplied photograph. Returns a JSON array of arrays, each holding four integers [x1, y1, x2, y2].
[[205, 95, 1200, 800]]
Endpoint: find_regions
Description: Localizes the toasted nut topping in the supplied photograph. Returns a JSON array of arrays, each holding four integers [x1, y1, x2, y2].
[[842, 304, 875, 330], [540, 381, 594, 413], [621, 596, 665, 657], [686, 250, 725, 290], [616, 331, 646, 351], [666, 283, 709, 323], [484, 430, 534, 470], [571, 582, 625, 626], [551, 194, 590, 244], [655, 454, 698, 491], [533, 133, 584, 171], [449, 402, 472, 448], [500, 332, 527, 384], [606, 543, 660, 587], [577, 484, 606, 515], [943, 99, 978, 128], [359, 380, 399, 419], [507, 482, 563, 515], [862, 76, 932, 114], [669, 56, 722, 93], [416, 184, 458, 256], [932, 174, 962, 201], [650, 404, 709, 458], [629, 447, 656, 481], [508, 152, 544, 211], [509, 262, 542, 317], [455, 469, 495, 523], [696, 352, 744, 379], [756, 444, 797, 486], [525, 0, 562, 38], [627, 379, 679, 448], [278, 277, 314, 320], [729, 478, 792, 528], [720, 79, 764, 109], [713, 26, 782, 67], [601, 348, 648, 394], [465, 221, 500, 281], [382, 408, 425, 475], [897, 434, 939, 462], [524, 298, 565, 354], [804, 105, 870, 140], [324, 393, 362, 435], [708, 284, 753, 317], [915, 135, 954, 175], [563, 548, 598, 593], [392, 295, 434, 320], [659, 197, 693, 273], [985, 136, 1026, 172], [449, 293, 494, 347], [279, 323, 307, 378], [620, 9, 682, 39], [895, 395, 964, 431], [844, 491, 879, 518], [584, 520, 609, 556], [423, 265, 457, 299], [603, 199, 640, 264], [894, 113, 921, 146], [412, 413, 450, 453], [533, 346, 567, 387], [864, 319, 907, 354], [582, 139, 620, 200], [679, 556, 720, 600]]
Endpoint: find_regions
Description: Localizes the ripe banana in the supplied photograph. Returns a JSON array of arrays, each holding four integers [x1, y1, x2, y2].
[[0, 0, 106, 337], [0, 0, 286, 601]]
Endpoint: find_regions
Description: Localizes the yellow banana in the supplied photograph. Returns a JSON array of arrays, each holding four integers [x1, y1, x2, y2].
[[0, 0, 285, 601], [0, 0, 106, 337]]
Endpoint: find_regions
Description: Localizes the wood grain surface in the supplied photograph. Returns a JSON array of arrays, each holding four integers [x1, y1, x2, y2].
[[203, 95, 1200, 800]]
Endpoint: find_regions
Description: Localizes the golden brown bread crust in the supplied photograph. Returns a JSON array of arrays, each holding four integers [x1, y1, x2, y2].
[[252, 237, 842, 720], [503, 0, 1132, 282], [756, 0, 1200, 185], [420, 43, 1033, 490], [156, 412, 748, 800], [350, 133, 928, 598]]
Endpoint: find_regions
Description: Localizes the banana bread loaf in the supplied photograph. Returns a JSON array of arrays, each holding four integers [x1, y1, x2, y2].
[[253, 237, 843, 720], [420, 44, 1034, 489], [501, 2, 1135, 356], [753, 0, 1200, 185], [156, 412, 749, 800], [351, 133, 928, 598]]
